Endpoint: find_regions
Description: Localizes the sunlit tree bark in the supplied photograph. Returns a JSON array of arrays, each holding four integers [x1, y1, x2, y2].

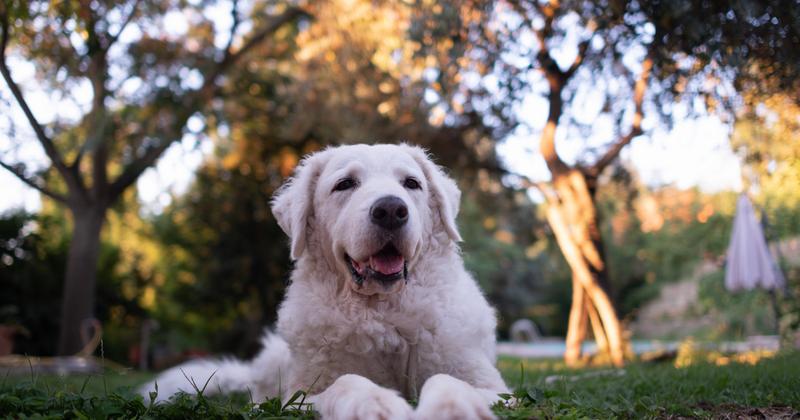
[[515, 0, 653, 366]]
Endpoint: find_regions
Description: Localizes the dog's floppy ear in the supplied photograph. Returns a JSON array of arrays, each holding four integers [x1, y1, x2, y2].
[[406, 145, 463, 242], [271, 151, 326, 259]]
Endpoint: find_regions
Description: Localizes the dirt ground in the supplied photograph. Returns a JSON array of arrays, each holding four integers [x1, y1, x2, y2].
[[668, 403, 800, 419]]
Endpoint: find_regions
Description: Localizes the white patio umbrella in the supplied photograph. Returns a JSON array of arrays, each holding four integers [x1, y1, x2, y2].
[[724, 194, 785, 291]]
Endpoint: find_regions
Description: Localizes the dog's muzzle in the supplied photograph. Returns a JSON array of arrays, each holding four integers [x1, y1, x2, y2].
[[345, 243, 408, 287]]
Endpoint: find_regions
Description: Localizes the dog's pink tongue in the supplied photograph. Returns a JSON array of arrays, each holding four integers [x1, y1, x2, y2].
[[370, 254, 404, 275]]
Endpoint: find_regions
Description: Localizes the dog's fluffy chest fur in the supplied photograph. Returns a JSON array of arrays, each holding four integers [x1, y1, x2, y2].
[[278, 255, 499, 398], [276, 268, 444, 396]]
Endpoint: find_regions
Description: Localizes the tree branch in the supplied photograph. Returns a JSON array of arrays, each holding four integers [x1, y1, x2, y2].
[[564, 38, 590, 79], [78, 0, 104, 52], [586, 53, 653, 178], [519, 177, 550, 195], [107, 7, 309, 200], [107, 138, 172, 199], [91, 131, 109, 198], [0, 9, 83, 196], [86, 52, 110, 199], [223, 0, 241, 58], [204, 6, 309, 87], [108, 0, 141, 46], [0, 159, 68, 203], [505, 0, 534, 28], [522, 1, 592, 84], [531, 0, 557, 52], [71, 119, 100, 175]]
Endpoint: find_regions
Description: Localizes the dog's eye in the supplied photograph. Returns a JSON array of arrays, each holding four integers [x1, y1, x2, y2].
[[333, 178, 357, 192], [403, 177, 421, 190]]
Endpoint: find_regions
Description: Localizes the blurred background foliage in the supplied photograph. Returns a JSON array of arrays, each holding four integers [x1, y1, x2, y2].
[[1, 0, 799, 365]]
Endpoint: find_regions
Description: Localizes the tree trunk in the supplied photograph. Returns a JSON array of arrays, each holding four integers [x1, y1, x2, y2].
[[543, 171, 626, 367], [564, 274, 588, 364], [527, 20, 652, 367], [586, 292, 610, 355], [532, 38, 650, 368], [57, 206, 106, 355]]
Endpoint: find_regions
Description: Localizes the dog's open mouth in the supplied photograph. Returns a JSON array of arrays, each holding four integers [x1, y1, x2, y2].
[[346, 243, 408, 286]]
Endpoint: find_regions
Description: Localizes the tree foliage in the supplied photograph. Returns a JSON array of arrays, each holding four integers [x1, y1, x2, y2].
[[732, 93, 800, 237], [0, 0, 307, 353], [140, 0, 545, 354], [2, 0, 799, 362], [643, 0, 800, 108]]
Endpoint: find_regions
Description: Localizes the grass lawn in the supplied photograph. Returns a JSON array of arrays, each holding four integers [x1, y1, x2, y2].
[[2, 351, 799, 418], [495, 351, 800, 418]]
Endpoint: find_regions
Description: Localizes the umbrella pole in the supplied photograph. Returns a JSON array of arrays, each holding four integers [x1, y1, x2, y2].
[[760, 207, 787, 335], [768, 289, 781, 335]]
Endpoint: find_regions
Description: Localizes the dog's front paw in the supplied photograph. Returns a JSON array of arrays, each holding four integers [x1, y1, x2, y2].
[[312, 374, 413, 420], [414, 374, 496, 420], [351, 386, 414, 420]]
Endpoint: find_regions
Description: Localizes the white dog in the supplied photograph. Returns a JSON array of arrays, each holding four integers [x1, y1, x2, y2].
[[142, 144, 508, 419]]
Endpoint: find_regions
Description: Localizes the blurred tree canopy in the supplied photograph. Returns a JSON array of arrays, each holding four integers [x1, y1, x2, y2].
[[0, 0, 307, 354], [733, 93, 800, 237], [403, 0, 800, 365], [143, 0, 544, 355], [642, 0, 800, 108], [1, 0, 799, 364], [2, 0, 544, 359]]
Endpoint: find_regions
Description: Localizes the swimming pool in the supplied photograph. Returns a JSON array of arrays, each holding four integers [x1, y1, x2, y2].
[[496, 336, 779, 358]]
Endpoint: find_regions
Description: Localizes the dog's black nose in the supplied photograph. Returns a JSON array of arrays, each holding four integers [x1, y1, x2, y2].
[[370, 196, 408, 230]]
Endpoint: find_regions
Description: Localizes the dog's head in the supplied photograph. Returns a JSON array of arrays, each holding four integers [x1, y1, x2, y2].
[[272, 144, 461, 296]]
